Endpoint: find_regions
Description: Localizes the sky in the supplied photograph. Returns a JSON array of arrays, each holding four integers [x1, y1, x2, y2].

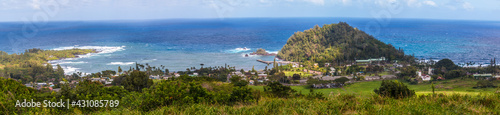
[[0, 0, 499, 22]]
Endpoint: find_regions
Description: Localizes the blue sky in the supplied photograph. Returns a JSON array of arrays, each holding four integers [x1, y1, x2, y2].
[[0, 0, 499, 22]]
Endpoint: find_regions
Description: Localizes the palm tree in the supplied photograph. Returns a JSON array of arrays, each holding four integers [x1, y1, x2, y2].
[[200, 63, 204, 69]]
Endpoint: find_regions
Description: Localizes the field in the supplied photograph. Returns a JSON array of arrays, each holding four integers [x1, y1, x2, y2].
[[250, 78, 499, 96], [284, 71, 312, 77], [95, 93, 500, 115]]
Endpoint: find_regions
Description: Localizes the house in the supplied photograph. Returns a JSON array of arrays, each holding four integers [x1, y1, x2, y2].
[[329, 67, 336, 75], [258, 74, 268, 78], [356, 57, 386, 65], [173, 73, 180, 77], [193, 73, 199, 76], [249, 80, 254, 85], [428, 67, 433, 75], [495, 75, 500, 80], [325, 63, 331, 67], [474, 74, 493, 80], [149, 75, 160, 79], [420, 74, 431, 81], [231, 72, 246, 78], [24, 84, 33, 88], [417, 71, 431, 81], [292, 63, 300, 68], [71, 80, 79, 84], [48, 82, 55, 87], [59, 81, 69, 84], [37, 83, 47, 86], [90, 78, 101, 82]]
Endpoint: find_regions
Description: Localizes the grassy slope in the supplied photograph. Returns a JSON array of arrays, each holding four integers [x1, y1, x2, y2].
[[85, 78, 500, 115], [93, 94, 500, 115], [284, 71, 312, 77], [250, 78, 498, 96]]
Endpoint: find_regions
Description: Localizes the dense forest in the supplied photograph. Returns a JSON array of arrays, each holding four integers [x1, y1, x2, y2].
[[0, 48, 96, 84], [277, 22, 414, 65]]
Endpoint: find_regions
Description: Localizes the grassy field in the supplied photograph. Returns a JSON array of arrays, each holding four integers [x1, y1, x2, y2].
[[93, 94, 500, 115], [250, 78, 498, 96], [284, 71, 312, 77]]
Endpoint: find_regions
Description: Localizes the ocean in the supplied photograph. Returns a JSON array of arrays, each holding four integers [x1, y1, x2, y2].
[[0, 18, 499, 74]]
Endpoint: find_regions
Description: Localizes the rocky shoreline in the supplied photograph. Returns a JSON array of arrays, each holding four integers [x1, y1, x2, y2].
[[246, 48, 277, 57]]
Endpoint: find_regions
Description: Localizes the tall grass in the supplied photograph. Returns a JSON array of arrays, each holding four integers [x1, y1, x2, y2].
[[92, 93, 500, 115]]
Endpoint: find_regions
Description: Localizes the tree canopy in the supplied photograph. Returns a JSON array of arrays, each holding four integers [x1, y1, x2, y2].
[[277, 22, 413, 64]]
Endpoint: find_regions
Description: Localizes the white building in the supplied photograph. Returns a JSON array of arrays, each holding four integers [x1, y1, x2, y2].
[[417, 71, 431, 81]]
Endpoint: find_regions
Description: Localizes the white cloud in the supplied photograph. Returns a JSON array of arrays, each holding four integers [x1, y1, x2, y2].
[[30, 0, 40, 10], [446, 0, 474, 11], [422, 1, 437, 7], [462, 2, 473, 11], [340, 0, 351, 5], [304, 0, 325, 5], [406, 0, 421, 7], [406, 0, 437, 7]]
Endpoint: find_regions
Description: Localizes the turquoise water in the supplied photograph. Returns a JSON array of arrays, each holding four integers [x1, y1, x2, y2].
[[0, 18, 499, 74]]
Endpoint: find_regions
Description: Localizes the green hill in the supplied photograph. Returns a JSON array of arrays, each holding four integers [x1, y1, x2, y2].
[[277, 22, 413, 64]]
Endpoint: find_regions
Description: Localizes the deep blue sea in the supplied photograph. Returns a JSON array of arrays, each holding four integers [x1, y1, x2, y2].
[[0, 18, 499, 74]]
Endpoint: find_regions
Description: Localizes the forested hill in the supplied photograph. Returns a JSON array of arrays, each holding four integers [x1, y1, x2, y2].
[[0, 48, 96, 83], [277, 22, 413, 64]]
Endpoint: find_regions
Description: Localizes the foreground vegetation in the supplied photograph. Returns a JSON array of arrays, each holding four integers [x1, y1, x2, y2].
[[2, 74, 499, 115], [96, 93, 500, 115]]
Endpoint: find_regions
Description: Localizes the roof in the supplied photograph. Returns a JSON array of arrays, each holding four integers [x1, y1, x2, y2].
[[356, 57, 386, 63], [473, 74, 493, 77]]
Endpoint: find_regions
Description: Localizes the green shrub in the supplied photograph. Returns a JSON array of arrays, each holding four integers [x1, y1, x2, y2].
[[474, 80, 497, 88], [374, 80, 415, 99], [122, 70, 153, 92], [230, 86, 257, 103], [264, 82, 296, 98], [306, 89, 325, 100], [334, 77, 349, 84], [444, 70, 465, 79]]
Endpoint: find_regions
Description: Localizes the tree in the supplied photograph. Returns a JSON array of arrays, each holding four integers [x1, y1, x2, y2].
[[56, 64, 64, 79], [230, 76, 248, 87], [264, 82, 296, 98], [444, 70, 465, 79], [397, 66, 417, 78], [121, 70, 153, 92], [334, 77, 349, 84], [292, 74, 301, 80], [374, 80, 415, 99], [475, 80, 497, 88], [112, 74, 126, 86], [434, 59, 458, 75], [252, 66, 256, 73], [118, 66, 122, 75], [101, 70, 117, 78]]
